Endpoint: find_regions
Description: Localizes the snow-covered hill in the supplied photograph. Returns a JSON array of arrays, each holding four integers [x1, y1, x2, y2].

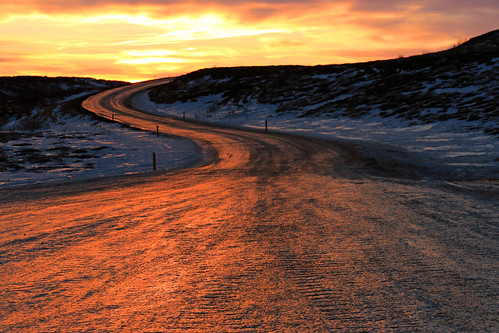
[[0, 76, 126, 130], [0, 77, 200, 188], [149, 30, 498, 136], [142, 30, 498, 180]]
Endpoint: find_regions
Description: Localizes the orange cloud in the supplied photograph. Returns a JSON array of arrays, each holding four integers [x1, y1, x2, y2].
[[0, 1, 497, 82]]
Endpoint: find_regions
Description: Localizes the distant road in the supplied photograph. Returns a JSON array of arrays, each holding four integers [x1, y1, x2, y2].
[[0, 79, 497, 331]]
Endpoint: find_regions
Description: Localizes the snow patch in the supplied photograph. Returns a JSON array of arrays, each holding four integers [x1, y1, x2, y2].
[[1, 111, 200, 188], [134, 93, 498, 180]]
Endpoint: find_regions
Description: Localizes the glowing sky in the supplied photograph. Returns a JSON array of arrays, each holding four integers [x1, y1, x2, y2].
[[1, 1, 497, 82]]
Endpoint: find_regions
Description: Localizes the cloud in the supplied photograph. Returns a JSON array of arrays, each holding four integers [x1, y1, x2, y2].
[[350, 0, 498, 11], [1, 0, 498, 81], [2, 1, 497, 36], [0, 57, 16, 63], [0, 49, 22, 63], [0, 1, 347, 30], [0, 1, 326, 15]]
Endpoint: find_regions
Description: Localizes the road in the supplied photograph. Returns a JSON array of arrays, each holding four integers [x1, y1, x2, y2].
[[1, 80, 497, 331]]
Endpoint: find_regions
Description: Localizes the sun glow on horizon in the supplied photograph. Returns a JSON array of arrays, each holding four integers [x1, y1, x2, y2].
[[0, 1, 497, 82]]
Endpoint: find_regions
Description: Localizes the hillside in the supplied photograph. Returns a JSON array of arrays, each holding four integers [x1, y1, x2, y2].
[[0, 76, 127, 130], [149, 29, 499, 136], [0, 77, 200, 187]]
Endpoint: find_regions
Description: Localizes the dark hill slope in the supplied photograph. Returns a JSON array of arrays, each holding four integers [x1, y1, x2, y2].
[[0, 76, 127, 129], [149, 29, 499, 135]]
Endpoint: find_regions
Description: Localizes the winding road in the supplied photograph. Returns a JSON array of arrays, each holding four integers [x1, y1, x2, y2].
[[1, 80, 497, 331]]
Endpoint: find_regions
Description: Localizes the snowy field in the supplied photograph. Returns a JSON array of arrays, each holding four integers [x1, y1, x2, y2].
[[133, 91, 498, 180], [0, 110, 200, 188], [1, 89, 497, 189]]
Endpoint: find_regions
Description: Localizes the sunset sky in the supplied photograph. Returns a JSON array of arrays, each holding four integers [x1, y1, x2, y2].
[[1, 1, 498, 82]]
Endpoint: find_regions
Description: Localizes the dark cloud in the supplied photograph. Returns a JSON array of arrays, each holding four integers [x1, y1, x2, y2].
[[349, 0, 416, 11], [349, 0, 499, 41], [350, 0, 499, 11], [243, 6, 281, 20]]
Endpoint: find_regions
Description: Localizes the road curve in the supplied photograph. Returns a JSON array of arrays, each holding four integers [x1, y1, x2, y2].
[[0, 80, 497, 332], [82, 79, 354, 175]]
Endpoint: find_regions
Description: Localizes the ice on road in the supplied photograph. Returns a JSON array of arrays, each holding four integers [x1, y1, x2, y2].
[[1, 80, 497, 331]]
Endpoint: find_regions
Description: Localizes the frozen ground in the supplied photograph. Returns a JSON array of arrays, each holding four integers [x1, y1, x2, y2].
[[0, 109, 200, 188], [133, 91, 498, 180], [2, 80, 497, 332], [1, 87, 497, 188]]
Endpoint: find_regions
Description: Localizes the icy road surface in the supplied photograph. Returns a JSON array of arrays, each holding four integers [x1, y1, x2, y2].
[[0, 80, 497, 331]]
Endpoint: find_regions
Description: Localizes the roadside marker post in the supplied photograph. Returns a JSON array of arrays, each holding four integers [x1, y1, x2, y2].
[[112, 114, 115, 121], [265, 119, 268, 133], [153, 152, 157, 171], [156, 125, 159, 137]]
